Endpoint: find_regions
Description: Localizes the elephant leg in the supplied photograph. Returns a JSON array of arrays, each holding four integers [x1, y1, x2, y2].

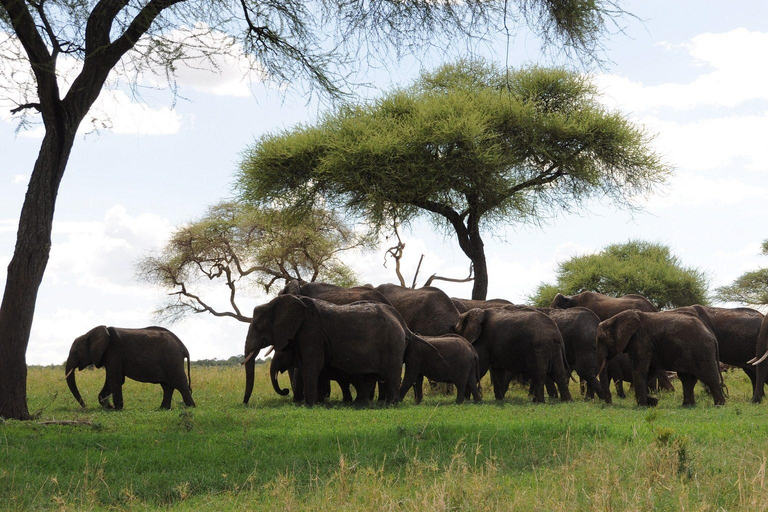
[[678, 372, 697, 406], [588, 376, 607, 403], [98, 380, 113, 409], [752, 363, 767, 403], [657, 370, 675, 392], [107, 373, 124, 410], [399, 372, 416, 402], [598, 368, 613, 404], [354, 378, 375, 405], [383, 369, 401, 405], [615, 379, 626, 399], [454, 379, 466, 405], [301, 365, 321, 406], [531, 376, 545, 403], [467, 374, 482, 403], [699, 366, 725, 406], [414, 375, 424, 405], [631, 366, 654, 407], [378, 380, 389, 403], [160, 383, 174, 409], [339, 381, 353, 403], [291, 369, 304, 403], [545, 377, 559, 399], [490, 368, 507, 401], [744, 367, 757, 395], [179, 386, 196, 407]]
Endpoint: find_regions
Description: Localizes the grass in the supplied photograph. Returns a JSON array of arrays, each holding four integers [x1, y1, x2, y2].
[[2, 364, 768, 511]]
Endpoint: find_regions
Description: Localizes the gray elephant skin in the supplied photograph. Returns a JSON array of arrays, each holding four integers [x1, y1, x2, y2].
[[399, 333, 481, 404], [749, 313, 768, 403], [243, 295, 430, 405], [272, 280, 392, 401], [376, 284, 460, 335], [65, 326, 195, 410], [596, 310, 725, 407], [452, 298, 512, 314], [455, 307, 572, 403]]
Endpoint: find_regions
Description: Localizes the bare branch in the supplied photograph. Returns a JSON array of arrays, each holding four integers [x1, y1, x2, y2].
[[411, 254, 424, 289], [424, 264, 474, 287], [10, 102, 41, 114]]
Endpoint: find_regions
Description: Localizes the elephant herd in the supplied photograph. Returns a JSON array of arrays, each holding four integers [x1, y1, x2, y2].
[[63, 282, 768, 410]]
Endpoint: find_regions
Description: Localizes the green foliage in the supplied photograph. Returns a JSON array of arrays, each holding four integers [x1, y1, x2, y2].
[[138, 202, 370, 322], [4, 366, 768, 510], [238, 60, 668, 234], [715, 240, 768, 305], [528, 240, 710, 310]]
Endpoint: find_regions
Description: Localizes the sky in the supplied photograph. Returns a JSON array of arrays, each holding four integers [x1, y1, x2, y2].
[[2, 1, 768, 365]]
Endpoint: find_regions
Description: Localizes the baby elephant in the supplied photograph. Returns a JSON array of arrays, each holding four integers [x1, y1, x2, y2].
[[400, 334, 482, 404], [65, 326, 195, 410]]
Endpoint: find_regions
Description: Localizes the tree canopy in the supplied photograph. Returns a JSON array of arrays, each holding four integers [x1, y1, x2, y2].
[[138, 202, 368, 323], [528, 240, 710, 310], [237, 61, 669, 299], [715, 240, 768, 306]]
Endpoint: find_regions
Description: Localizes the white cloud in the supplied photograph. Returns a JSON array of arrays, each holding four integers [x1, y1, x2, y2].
[[646, 171, 767, 210], [596, 28, 768, 113], [12, 174, 28, 184]]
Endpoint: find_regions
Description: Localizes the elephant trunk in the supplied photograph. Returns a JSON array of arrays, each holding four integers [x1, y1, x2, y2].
[[65, 358, 85, 408], [243, 353, 256, 404], [270, 361, 290, 396]]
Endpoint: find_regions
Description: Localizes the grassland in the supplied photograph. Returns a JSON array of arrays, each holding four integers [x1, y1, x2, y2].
[[2, 364, 768, 511]]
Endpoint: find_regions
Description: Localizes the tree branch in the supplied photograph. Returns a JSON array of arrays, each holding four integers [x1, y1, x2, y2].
[[170, 283, 251, 323], [10, 102, 42, 114], [424, 264, 474, 287]]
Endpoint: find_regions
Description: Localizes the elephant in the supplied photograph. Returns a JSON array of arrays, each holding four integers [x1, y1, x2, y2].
[[551, 291, 657, 319], [280, 280, 391, 306], [243, 295, 429, 406], [451, 298, 512, 314], [596, 310, 725, 407], [65, 326, 195, 410], [399, 334, 481, 404], [273, 280, 393, 401], [375, 284, 460, 336], [677, 306, 763, 395], [454, 307, 572, 403], [749, 313, 768, 403]]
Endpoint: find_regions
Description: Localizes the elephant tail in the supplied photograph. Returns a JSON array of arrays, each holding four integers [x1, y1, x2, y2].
[[185, 348, 192, 392]]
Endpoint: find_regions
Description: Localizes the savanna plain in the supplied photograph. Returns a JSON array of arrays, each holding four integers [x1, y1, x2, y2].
[[2, 364, 768, 511]]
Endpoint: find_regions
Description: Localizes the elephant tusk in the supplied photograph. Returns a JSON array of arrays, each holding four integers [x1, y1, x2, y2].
[[597, 359, 606, 376], [264, 346, 274, 357], [746, 356, 759, 364], [241, 350, 256, 365], [751, 350, 768, 366], [64, 368, 75, 380]]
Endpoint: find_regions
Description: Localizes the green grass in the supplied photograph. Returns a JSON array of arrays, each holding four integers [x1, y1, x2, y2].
[[2, 365, 768, 511]]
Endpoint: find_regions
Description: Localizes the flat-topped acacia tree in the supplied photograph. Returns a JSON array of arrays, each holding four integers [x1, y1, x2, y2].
[[0, 0, 632, 420], [237, 61, 670, 300]]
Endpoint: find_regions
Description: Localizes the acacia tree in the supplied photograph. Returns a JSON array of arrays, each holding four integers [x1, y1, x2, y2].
[[138, 202, 367, 323], [715, 240, 768, 306], [528, 240, 710, 310], [237, 61, 669, 300], [0, 0, 628, 419]]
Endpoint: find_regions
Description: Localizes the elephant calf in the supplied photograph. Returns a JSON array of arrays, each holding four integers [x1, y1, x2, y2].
[[400, 334, 482, 404], [596, 310, 725, 407], [65, 326, 195, 410]]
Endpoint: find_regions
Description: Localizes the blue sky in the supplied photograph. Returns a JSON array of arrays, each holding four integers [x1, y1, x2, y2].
[[2, 0, 768, 364]]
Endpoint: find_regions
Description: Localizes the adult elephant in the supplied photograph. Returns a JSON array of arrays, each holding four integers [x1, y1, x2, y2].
[[243, 295, 426, 405], [65, 326, 194, 410], [280, 280, 391, 306], [551, 291, 657, 317], [749, 314, 768, 403], [681, 306, 763, 395], [454, 307, 572, 403], [551, 290, 673, 396], [452, 298, 512, 314], [376, 284, 459, 335], [596, 310, 725, 407], [272, 280, 392, 401]]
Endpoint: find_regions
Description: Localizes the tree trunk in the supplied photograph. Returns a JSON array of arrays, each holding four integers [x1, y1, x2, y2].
[[468, 245, 488, 300], [0, 116, 77, 420]]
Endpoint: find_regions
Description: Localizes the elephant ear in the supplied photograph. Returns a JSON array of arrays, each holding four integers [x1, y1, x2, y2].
[[455, 308, 486, 344], [280, 279, 302, 296], [272, 295, 308, 350], [551, 293, 568, 309], [613, 311, 642, 354], [88, 326, 111, 367]]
